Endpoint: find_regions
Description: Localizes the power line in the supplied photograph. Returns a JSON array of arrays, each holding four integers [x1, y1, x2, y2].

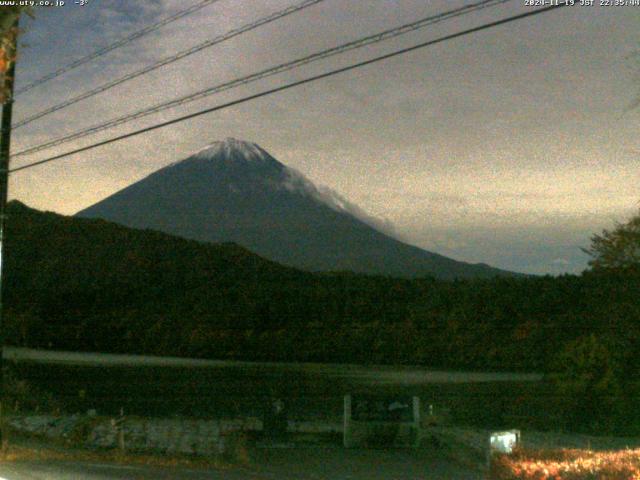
[[12, 0, 326, 129], [15, 0, 223, 96], [13, 0, 510, 157], [10, 2, 570, 174]]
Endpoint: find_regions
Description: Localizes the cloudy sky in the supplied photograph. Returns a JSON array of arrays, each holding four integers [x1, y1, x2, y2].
[[8, 0, 640, 275]]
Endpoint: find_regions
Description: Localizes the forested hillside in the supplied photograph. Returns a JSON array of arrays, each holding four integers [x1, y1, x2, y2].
[[5, 201, 640, 432], [4, 201, 638, 372]]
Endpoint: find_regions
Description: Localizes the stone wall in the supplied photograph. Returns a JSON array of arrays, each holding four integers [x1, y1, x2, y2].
[[8, 414, 343, 456], [8, 414, 262, 456]]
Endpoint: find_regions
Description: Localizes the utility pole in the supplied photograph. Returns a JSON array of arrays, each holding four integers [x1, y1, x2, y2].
[[0, 15, 19, 451]]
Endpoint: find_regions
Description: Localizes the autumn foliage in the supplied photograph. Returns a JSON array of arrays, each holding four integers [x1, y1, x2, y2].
[[0, 7, 29, 102], [490, 447, 640, 480]]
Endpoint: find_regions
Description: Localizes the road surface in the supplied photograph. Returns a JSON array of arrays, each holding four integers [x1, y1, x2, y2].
[[0, 461, 271, 479], [0, 446, 482, 479]]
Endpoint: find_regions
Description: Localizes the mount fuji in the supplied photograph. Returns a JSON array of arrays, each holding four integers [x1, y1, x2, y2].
[[76, 138, 516, 279]]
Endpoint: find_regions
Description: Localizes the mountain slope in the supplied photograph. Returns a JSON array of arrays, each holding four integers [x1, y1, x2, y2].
[[77, 138, 517, 279]]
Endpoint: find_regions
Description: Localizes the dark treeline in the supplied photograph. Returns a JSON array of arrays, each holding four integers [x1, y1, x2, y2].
[[4, 201, 640, 431]]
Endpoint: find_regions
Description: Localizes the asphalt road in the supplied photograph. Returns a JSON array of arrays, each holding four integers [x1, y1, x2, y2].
[[0, 447, 482, 479], [0, 461, 271, 480]]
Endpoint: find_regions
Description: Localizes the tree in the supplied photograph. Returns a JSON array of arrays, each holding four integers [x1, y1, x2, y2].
[[583, 208, 640, 271], [0, 6, 31, 102], [551, 334, 622, 432], [0, 9, 22, 40]]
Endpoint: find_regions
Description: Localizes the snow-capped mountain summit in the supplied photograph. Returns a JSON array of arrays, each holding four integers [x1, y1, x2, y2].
[[77, 139, 515, 279], [193, 137, 277, 164]]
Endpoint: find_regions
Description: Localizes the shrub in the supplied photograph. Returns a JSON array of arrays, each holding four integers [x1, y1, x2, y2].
[[490, 446, 640, 479], [3, 367, 58, 413]]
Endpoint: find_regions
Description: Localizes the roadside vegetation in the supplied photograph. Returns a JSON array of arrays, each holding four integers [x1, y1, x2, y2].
[[490, 447, 640, 479], [2, 201, 639, 436], [3, 366, 58, 414]]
